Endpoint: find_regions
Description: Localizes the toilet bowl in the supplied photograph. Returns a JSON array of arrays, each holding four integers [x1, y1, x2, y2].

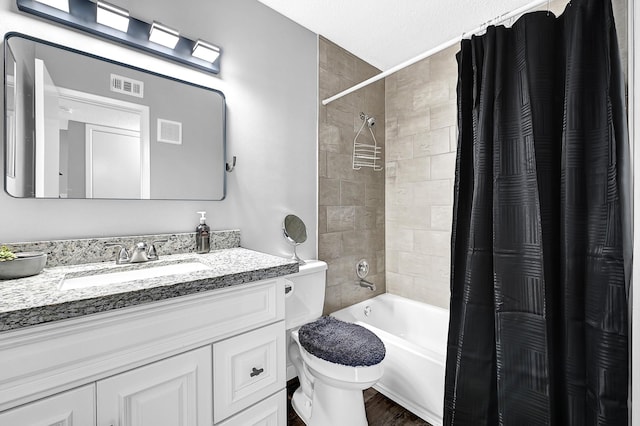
[[289, 327, 384, 426], [285, 261, 385, 426]]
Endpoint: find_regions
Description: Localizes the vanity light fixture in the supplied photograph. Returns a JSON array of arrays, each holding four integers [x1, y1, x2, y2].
[[149, 21, 180, 49], [96, 1, 129, 33], [192, 40, 220, 63], [33, 0, 68, 12], [16, 0, 221, 74]]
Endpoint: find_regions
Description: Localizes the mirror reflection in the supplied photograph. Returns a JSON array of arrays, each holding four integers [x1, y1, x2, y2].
[[4, 33, 226, 200]]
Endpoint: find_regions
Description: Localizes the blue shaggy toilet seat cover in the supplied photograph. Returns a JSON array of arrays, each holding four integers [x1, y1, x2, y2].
[[298, 316, 385, 367]]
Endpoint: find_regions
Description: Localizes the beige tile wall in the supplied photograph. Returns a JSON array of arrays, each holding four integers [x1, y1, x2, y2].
[[318, 37, 386, 314], [384, 46, 457, 309]]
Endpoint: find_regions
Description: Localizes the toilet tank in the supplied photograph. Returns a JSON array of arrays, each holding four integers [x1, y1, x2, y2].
[[284, 260, 328, 330]]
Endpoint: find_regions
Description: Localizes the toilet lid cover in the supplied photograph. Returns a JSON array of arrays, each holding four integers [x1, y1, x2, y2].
[[298, 316, 385, 367]]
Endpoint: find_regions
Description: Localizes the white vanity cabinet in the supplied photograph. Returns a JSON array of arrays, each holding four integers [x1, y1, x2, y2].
[[0, 277, 287, 426]]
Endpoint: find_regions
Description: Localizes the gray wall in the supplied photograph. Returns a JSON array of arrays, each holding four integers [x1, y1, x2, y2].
[[0, 0, 319, 260]]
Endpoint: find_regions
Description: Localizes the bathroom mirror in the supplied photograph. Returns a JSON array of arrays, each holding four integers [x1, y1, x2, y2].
[[283, 214, 307, 264], [283, 214, 307, 244], [4, 33, 226, 200]]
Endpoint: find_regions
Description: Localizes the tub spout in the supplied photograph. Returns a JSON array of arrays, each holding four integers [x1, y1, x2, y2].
[[359, 279, 376, 291]]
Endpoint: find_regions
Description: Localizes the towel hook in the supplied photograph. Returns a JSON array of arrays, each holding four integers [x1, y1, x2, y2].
[[226, 156, 236, 172]]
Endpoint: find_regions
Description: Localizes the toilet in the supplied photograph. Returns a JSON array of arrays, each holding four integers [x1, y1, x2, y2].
[[285, 260, 385, 426]]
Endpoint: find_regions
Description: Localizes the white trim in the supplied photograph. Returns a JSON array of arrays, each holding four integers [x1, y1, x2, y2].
[[321, 0, 547, 105], [34, 59, 46, 197], [5, 55, 17, 194]]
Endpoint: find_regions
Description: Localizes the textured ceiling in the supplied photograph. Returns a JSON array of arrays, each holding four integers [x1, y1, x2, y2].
[[256, 0, 544, 71]]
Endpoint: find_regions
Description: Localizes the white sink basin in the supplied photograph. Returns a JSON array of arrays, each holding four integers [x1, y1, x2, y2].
[[60, 262, 212, 291]]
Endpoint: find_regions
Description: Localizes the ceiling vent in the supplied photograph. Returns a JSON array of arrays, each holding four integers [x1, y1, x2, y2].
[[157, 118, 182, 144], [110, 73, 144, 98]]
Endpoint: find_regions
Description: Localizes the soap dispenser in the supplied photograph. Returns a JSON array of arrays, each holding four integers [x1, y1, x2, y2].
[[196, 211, 210, 254]]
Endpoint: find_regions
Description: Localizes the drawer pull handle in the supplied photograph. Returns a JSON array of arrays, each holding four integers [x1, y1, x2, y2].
[[250, 367, 264, 377]]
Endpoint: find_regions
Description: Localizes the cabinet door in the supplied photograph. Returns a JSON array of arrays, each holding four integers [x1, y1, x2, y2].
[[97, 346, 212, 426], [213, 321, 285, 422], [0, 384, 95, 426]]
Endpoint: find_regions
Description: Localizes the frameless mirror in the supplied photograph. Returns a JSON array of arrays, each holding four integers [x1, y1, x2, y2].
[[283, 214, 307, 264], [4, 33, 226, 200]]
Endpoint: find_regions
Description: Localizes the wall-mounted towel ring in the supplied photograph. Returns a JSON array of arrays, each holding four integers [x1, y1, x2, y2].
[[226, 156, 236, 172]]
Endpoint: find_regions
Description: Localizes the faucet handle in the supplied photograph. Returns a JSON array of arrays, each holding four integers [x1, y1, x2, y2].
[[148, 239, 168, 261], [105, 243, 130, 265]]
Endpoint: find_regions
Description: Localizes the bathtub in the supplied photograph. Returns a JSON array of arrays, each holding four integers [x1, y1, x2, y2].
[[331, 293, 449, 426]]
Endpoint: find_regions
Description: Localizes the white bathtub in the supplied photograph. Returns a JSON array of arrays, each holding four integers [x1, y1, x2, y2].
[[332, 293, 449, 426]]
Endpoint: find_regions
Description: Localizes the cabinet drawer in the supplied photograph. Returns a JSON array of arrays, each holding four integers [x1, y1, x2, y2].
[[0, 384, 95, 426], [216, 389, 286, 426], [213, 321, 285, 422], [97, 346, 212, 426]]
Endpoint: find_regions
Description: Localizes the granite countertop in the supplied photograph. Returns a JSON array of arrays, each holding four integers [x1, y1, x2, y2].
[[0, 247, 299, 332]]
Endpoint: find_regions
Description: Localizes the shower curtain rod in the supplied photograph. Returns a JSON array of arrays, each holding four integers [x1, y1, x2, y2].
[[321, 0, 549, 106]]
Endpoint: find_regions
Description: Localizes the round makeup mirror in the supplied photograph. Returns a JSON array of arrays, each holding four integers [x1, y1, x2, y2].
[[283, 214, 307, 264]]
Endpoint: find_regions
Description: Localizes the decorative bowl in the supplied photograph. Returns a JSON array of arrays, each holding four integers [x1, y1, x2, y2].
[[0, 252, 47, 280]]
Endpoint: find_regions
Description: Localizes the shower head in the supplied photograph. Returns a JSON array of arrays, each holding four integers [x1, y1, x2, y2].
[[359, 112, 376, 128]]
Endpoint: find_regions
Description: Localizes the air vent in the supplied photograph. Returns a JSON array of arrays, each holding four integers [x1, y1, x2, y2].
[[157, 119, 182, 144], [110, 73, 144, 98]]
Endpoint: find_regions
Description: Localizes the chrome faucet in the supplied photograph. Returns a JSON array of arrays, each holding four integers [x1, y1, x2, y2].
[[105, 240, 168, 264], [358, 279, 376, 291], [129, 242, 149, 263]]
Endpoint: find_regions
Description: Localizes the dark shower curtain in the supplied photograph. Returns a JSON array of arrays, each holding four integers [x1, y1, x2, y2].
[[444, 0, 630, 425]]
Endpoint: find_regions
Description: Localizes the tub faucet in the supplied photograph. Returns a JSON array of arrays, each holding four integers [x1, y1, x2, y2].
[[358, 279, 376, 292]]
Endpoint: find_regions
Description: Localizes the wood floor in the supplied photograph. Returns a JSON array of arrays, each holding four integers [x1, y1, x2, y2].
[[287, 378, 432, 426]]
